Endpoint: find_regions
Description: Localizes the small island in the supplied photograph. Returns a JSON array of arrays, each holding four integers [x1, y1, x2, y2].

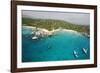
[[22, 18, 90, 62]]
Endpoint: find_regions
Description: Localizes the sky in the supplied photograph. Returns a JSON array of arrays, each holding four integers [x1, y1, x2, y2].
[[22, 10, 90, 25]]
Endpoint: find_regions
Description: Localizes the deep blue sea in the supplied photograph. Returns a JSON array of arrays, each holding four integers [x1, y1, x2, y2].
[[22, 26, 90, 62]]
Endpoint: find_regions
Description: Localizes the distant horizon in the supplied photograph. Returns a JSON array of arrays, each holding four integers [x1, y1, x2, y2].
[[22, 10, 90, 25]]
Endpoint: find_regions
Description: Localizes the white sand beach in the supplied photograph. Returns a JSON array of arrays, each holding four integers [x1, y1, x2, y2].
[[23, 26, 81, 36], [23, 26, 88, 40]]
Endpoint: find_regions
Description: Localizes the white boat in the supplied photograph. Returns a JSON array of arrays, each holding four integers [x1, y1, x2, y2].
[[73, 50, 78, 58], [82, 48, 87, 54], [32, 36, 38, 39]]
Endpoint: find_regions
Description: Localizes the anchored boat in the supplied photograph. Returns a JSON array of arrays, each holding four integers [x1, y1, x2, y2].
[[82, 48, 87, 54], [73, 50, 78, 58]]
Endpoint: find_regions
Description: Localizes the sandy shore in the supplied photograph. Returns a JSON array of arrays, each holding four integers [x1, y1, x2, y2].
[[23, 26, 80, 35], [23, 25, 36, 29], [23, 26, 91, 38]]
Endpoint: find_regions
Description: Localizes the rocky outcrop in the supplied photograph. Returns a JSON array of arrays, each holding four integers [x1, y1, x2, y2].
[[32, 28, 53, 39]]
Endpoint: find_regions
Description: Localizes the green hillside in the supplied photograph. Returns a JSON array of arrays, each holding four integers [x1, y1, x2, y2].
[[22, 18, 90, 35]]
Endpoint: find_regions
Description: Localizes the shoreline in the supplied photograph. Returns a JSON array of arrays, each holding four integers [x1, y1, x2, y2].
[[23, 26, 79, 33], [22, 26, 89, 38]]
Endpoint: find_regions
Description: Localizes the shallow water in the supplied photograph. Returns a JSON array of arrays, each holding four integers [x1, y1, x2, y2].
[[22, 26, 90, 62]]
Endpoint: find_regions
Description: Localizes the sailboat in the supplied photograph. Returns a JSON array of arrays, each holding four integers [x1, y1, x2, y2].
[[73, 50, 78, 58], [82, 48, 87, 55]]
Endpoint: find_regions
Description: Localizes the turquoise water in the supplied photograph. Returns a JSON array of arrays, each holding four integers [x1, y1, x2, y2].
[[22, 26, 90, 62]]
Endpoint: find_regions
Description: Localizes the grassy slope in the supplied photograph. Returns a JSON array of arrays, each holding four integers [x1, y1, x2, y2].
[[22, 18, 90, 35]]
